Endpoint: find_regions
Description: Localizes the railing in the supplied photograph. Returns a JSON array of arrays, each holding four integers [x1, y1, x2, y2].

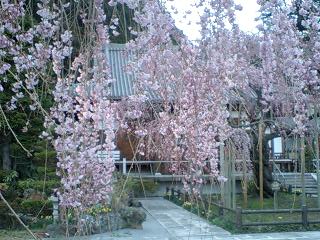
[[112, 157, 253, 179], [272, 153, 286, 159], [237, 206, 320, 228], [166, 187, 320, 229]]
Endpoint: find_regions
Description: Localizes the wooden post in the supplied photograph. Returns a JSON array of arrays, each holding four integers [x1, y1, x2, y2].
[[273, 190, 278, 209], [243, 158, 248, 209], [236, 207, 242, 229], [301, 136, 306, 206], [123, 158, 127, 174], [302, 205, 308, 229], [218, 201, 224, 216], [258, 120, 264, 208]]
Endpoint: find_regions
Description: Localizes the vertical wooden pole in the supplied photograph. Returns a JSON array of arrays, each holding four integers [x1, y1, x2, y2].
[[220, 144, 225, 206], [301, 135, 306, 206], [316, 134, 320, 208], [301, 205, 308, 229], [236, 207, 242, 229], [314, 106, 320, 208], [232, 143, 236, 210], [239, 104, 248, 208], [226, 142, 232, 209], [243, 158, 248, 209], [273, 190, 278, 209], [123, 158, 127, 174], [258, 119, 264, 208]]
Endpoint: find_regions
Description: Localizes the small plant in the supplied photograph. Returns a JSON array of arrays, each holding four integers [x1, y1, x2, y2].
[[0, 183, 8, 191], [86, 204, 111, 217], [3, 170, 18, 184], [182, 201, 192, 210]]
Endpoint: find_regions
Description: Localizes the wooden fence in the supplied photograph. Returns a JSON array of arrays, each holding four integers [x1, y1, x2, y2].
[[166, 187, 320, 229]]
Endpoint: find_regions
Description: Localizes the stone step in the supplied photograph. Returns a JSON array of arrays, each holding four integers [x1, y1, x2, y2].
[[280, 177, 315, 181], [285, 181, 316, 184], [292, 189, 318, 194], [285, 184, 316, 187], [285, 179, 315, 182], [284, 175, 314, 178], [292, 186, 318, 189]]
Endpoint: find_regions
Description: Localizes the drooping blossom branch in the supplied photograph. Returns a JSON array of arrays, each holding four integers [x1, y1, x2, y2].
[[47, 0, 118, 212]]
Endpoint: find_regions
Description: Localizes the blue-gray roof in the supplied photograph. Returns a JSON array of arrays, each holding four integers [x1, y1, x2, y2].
[[106, 43, 135, 99]]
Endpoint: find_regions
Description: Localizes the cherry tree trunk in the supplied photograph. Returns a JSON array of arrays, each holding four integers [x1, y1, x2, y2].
[[252, 129, 274, 198]]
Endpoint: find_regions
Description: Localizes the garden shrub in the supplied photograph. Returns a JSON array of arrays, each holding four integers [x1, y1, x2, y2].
[[113, 175, 159, 199], [20, 199, 53, 217], [120, 207, 146, 229], [127, 178, 159, 197]]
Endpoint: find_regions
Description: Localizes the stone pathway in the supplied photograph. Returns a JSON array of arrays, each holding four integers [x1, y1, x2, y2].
[[64, 198, 320, 240], [140, 198, 231, 240]]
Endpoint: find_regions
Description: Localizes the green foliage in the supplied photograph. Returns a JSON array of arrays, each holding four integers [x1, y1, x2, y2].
[[0, 170, 18, 183], [35, 166, 58, 180], [167, 191, 320, 234], [128, 178, 159, 196], [2, 170, 18, 184], [115, 175, 159, 198], [0, 170, 18, 195], [247, 180, 258, 196], [182, 201, 192, 210], [104, 3, 138, 44], [20, 199, 52, 216], [211, 217, 238, 233], [305, 144, 315, 172], [17, 179, 60, 195], [86, 204, 111, 217], [0, 199, 52, 229], [34, 151, 57, 162], [0, 183, 8, 191]]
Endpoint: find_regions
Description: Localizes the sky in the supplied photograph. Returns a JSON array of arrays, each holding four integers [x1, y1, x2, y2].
[[166, 0, 261, 41]]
